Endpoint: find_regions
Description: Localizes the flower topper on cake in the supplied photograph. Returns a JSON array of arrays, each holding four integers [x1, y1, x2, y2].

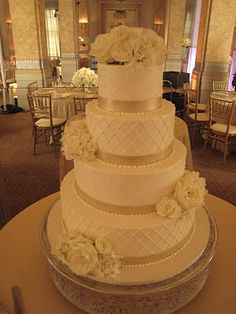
[[53, 230, 122, 279], [155, 171, 207, 219], [71, 67, 98, 89], [61, 119, 97, 161], [90, 25, 166, 65]]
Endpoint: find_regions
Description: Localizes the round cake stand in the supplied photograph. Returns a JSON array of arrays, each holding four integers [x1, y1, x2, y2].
[[40, 199, 217, 314]]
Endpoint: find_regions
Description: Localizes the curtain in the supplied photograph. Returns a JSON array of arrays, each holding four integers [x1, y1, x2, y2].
[[45, 10, 60, 58]]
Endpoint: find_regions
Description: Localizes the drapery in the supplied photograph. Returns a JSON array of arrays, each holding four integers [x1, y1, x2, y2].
[[45, 10, 60, 58]]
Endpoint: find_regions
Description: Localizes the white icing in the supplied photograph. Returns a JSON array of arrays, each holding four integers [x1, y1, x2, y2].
[[61, 170, 195, 260], [74, 140, 186, 208], [86, 100, 175, 158], [98, 63, 163, 101], [58, 55, 201, 271]]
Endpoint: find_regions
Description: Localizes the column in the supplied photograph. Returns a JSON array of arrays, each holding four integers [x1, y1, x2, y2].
[[165, 0, 186, 71], [192, 0, 236, 102], [58, 0, 78, 83], [8, 0, 51, 110]]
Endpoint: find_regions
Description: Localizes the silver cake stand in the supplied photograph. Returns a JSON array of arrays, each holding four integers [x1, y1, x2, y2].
[[40, 199, 217, 314]]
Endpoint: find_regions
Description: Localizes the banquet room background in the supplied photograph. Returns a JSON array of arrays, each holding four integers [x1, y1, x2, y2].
[[0, 0, 236, 227]]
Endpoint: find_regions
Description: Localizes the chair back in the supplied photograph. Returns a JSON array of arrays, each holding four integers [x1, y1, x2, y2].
[[5, 67, 15, 84], [186, 89, 199, 113], [27, 94, 37, 120], [0, 67, 15, 86], [186, 88, 198, 103], [73, 97, 97, 113], [162, 80, 173, 90], [209, 97, 235, 131], [27, 81, 38, 95], [212, 80, 228, 91], [162, 80, 173, 100], [181, 82, 190, 106], [32, 95, 52, 124]]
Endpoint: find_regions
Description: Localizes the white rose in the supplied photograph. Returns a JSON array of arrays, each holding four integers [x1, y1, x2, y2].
[[53, 236, 70, 262], [173, 171, 206, 211], [89, 25, 166, 65], [97, 251, 122, 279], [61, 119, 97, 161], [95, 238, 112, 254], [155, 196, 182, 218], [72, 67, 98, 88], [90, 32, 114, 63], [68, 230, 92, 245], [65, 242, 98, 276]]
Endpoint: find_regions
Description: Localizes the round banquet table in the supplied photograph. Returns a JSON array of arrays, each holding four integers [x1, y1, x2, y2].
[[0, 193, 236, 314], [210, 91, 236, 125], [34, 88, 98, 119]]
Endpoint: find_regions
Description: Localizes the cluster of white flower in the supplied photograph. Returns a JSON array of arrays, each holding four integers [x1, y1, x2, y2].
[[90, 25, 166, 66], [71, 67, 98, 88], [155, 171, 207, 219], [61, 119, 97, 161], [53, 230, 122, 279]]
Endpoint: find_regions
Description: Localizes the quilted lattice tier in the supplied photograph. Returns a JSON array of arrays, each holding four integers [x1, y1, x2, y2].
[[61, 170, 195, 261], [86, 100, 175, 160], [74, 140, 186, 208]]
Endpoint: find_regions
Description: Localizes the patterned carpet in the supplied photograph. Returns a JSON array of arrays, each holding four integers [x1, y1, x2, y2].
[[0, 111, 60, 224], [0, 111, 235, 227], [192, 138, 236, 206]]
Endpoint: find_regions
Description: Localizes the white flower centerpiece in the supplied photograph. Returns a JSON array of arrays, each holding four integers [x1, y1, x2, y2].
[[90, 25, 166, 65], [71, 67, 98, 92], [156, 171, 207, 219], [53, 229, 122, 279]]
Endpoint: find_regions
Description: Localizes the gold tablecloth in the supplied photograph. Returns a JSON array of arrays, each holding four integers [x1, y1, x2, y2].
[[34, 88, 98, 119], [0, 193, 235, 313]]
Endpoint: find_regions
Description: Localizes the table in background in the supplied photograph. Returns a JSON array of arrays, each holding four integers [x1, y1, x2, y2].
[[34, 88, 98, 119], [0, 193, 235, 314], [210, 91, 236, 125]]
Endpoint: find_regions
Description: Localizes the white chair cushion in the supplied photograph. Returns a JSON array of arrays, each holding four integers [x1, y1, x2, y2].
[[189, 112, 209, 121], [210, 123, 236, 135], [187, 102, 207, 111], [35, 112, 47, 119], [35, 118, 66, 128]]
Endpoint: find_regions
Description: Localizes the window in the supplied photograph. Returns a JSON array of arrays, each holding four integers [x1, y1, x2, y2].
[[45, 9, 60, 58]]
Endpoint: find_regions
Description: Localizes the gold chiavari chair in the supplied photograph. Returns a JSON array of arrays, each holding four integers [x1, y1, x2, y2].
[[185, 88, 207, 114], [30, 94, 66, 156], [27, 81, 38, 95], [162, 80, 173, 102], [203, 97, 236, 164], [185, 89, 209, 143], [212, 80, 228, 91]]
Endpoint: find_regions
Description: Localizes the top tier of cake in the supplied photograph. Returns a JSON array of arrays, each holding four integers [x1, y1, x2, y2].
[[98, 63, 163, 106], [90, 24, 166, 114]]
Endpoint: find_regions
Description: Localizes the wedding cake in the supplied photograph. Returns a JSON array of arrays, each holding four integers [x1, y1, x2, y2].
[[54, 26, 207, 282]]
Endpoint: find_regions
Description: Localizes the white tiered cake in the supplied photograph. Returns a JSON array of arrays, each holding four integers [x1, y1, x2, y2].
[[55, 26, 207, 283]]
